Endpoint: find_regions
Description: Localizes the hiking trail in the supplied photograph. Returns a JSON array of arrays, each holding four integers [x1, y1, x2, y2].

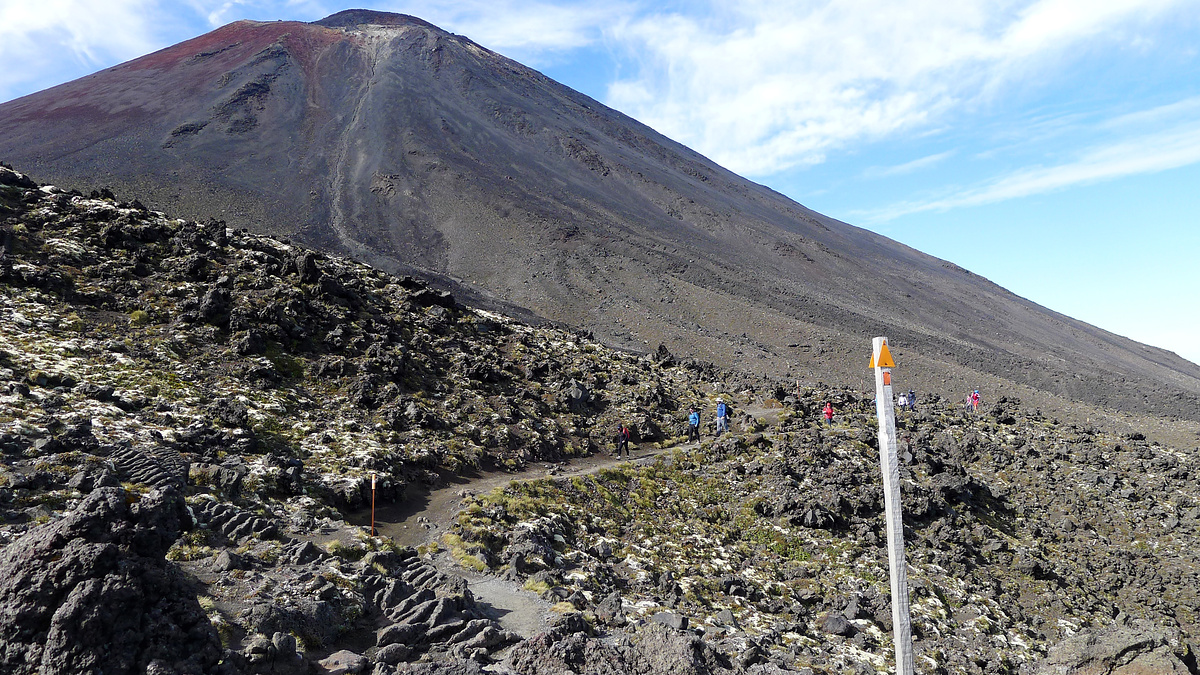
[[348, 401, 788, 638]]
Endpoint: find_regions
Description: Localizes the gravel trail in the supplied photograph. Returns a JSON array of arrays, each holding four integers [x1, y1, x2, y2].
[[348, 404, 782, 638]]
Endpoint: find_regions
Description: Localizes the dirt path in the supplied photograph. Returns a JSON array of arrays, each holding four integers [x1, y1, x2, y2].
[[430, 551, 556, 638], [346, 402, 784, 638], [346, 444, 684, 637], [355, 444, 682, 550], [355, 400, 786, 548]]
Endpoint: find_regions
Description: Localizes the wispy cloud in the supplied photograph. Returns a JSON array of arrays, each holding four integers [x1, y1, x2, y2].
[[373, 0, 632, 57], [182, 0, 631, 52], [1100, 95, 1200, 131], [184, 1, 351, 27], [863, 151, 956, 178], [0, 0, 637, 102], [856, 112, 1200, 222], [602, 0, 1192, 176], [999, 0, 1183, 57]]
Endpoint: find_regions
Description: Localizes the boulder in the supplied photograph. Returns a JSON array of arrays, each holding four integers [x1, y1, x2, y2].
[[550, 611, 590, 636], [650, 611, 688, 632], [630, 623, 733, 675], [594, 592, 626, 626], [504, 623, 733, 675], [67, 467, 119, 493], [318, 649, 366, 674], [390, 659, 488, 674], [1037, 620, 1187, 674], [375, 642, 411, 665], [715, 608, 737, 628], [212, 549, 244, 572], [245, 598, 337, 649], [818, 612, 856, 637], [0, 487, 221, 675]]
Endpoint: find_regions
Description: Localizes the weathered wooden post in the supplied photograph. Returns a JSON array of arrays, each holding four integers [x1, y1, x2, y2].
[[871, 337, 914, 674]]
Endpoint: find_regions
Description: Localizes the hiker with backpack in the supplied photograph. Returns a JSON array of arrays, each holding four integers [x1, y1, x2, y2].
[[687, 408, 701, 442], [970, 389, 981, 412], [822, 402, 834, 426], [715, 397, 729, 435], [615, 423, 631, 457]]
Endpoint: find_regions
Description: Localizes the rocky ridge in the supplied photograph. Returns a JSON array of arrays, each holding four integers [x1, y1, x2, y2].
[[447, 390, 1200, 673], [0, 164, 735, 673], [2, 163, 1199, 674]]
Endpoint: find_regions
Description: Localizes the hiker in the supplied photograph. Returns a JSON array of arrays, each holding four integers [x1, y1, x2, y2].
[[897, 392, 908, 410], [615, 423, 630, 457], [822, 402, 834, 426], [908, 389, 916, 411], [970, 389, 981, 412], [687, 408, 701, 442], [715, 397, 729, 435]]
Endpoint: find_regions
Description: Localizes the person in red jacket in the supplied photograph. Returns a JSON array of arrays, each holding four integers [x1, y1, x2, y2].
[[615, 423, 631, 457], [822, 402, 834, 426]]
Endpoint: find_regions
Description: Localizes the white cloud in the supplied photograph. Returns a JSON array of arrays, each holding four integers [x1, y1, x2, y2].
[[602, 0, 1191, 176], [0, 0, 163, 100], [856, 112, 1200, 222], [1000, 0, 1181, 56]]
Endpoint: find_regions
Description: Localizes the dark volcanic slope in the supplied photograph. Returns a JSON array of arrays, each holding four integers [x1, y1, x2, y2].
[[2, 9, 1198, 423]]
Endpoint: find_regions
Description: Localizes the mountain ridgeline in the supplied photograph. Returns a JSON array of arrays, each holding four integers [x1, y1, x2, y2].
[[0, 10, 1197, 428]]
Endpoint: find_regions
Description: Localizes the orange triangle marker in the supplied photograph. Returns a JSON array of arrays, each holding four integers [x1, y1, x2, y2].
[[869, 354, 875, 369], [876, 342, 896, 368]]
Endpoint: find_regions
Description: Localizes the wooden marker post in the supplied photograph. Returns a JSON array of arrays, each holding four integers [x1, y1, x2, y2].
[[371, 473, 377, 537], [870, 337, 914, 674]]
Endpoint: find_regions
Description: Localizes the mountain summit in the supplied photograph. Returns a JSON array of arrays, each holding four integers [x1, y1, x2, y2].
[[1, 10, 1198, 425]]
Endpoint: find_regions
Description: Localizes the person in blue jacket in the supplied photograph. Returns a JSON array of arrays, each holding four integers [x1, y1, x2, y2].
[[715, 398, 729, 434], [687, 408, 700, 442]]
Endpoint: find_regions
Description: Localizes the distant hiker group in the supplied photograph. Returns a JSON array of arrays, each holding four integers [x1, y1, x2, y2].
[[822, 388, 918, 428], [682, 397, 733, 443], [614, 378, 964, 456]]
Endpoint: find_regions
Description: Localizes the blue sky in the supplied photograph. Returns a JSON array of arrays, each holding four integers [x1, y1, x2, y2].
[[3, 0, 1198, 365]]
